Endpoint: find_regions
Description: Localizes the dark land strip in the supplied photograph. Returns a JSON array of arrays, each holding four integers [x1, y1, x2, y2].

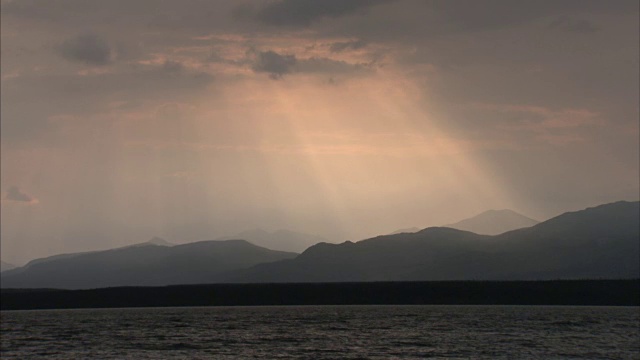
[[1, 279, 638, 310]]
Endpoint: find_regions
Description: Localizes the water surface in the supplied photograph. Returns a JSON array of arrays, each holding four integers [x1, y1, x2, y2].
[[2, 305, 638, 359]]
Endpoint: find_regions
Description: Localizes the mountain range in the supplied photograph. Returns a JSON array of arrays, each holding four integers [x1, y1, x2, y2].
[[234, 201, 638, 282], [1, 201, 637, 289], [0, 239, 296, 289]]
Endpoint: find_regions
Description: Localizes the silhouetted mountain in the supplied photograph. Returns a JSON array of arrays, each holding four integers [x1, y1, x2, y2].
[[217, 228, 329, 253], [445, 209, 539, 235], [231, 201, 639, 282], [3, 201, 637, 289], [1, 240, 296, 289], [1, 261, 16, 272], [21, 237, 174, 269]]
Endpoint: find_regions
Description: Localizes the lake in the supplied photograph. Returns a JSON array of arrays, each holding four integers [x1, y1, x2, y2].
[[1, 305, 639, 359]]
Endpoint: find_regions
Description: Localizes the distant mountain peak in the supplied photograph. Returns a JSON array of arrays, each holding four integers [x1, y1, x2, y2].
[[217, 228, 329, 253], [146, 237, 173, 247], [117, 237, 174, 250], [445, 209, 539, 235]]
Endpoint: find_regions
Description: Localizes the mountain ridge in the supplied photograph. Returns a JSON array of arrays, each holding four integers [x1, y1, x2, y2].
[[2, 200, 637, 289], [1, 239, 297, 289], [231, 201, 638, 283]]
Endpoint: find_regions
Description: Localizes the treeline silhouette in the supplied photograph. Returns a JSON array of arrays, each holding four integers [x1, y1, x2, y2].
[[1, 279, 638, 310]]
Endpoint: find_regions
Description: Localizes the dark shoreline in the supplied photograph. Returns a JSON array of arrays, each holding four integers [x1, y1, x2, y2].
[[1, 279, 638, 310]]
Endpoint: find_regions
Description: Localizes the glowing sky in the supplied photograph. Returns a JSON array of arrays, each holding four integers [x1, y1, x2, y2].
[[2, 0, 639, 264]]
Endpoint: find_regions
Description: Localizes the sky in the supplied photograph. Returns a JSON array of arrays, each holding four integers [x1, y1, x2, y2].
[[1, 0, 638, 265]]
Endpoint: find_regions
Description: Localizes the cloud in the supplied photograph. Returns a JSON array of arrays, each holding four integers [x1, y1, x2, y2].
[[549, 16, 598, 33], [57, 34, 112, 66], [1, 62, 213, 143], [296, 57, 371, 75], [329, 39, 367, 52], [250, 49, 372, 79], [240, 0, 388, 27], [4, 186, 37, 204], [252, 50, 297, 79]]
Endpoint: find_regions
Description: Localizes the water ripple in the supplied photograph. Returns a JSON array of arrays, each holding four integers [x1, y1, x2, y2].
[[1, 305, 639, 359]]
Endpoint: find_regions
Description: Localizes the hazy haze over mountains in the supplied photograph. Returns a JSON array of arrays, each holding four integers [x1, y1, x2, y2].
[[2, 201, 637, 289], [1, 1, 638, 266], [391, 209, 540, 236], [445, 209, 540, 235], [217, 229, 330, 253]]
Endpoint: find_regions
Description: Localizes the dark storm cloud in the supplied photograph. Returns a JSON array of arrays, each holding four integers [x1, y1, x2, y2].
[[57, 34, 112, 66], [239, 0, 389, 27], [4, 187, 35, 203], [251, 50, 372, 79], [252, 51, 297, 79]]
